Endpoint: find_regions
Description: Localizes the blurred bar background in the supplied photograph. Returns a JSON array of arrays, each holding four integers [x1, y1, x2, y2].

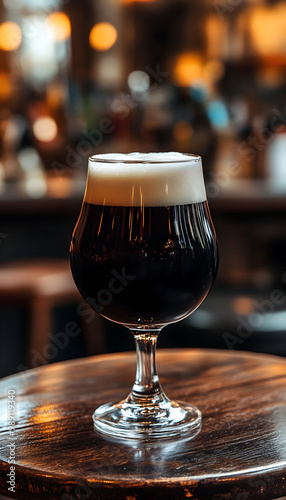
[[1, 0, 286, 377]]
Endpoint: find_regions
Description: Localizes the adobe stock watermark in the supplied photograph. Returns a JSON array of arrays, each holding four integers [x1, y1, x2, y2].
[[61, 480, 104, 500], [223, 272, 286, 350], [20, 0, 70, 41], [6, 389, 16, 494], [213, 0, 243, 21], [206, 160, 241, 199], [237, 106, 286, 163], [52, 64, 169, 177], [17, 320, 81, 371], [235, 468, 281, 500], [110, 64, 169, 119], [85, 267, 135, 314], [206, 103, 286, 199], [17, 267, 135, 371]]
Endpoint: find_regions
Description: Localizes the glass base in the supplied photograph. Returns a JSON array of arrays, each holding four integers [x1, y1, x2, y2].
[[93, 399, 202, 440]]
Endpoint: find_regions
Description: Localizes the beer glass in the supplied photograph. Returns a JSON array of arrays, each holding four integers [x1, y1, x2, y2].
[[70, 152, 218, 440]]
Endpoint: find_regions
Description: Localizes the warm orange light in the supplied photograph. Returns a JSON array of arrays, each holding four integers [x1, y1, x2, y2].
[[249, 5, 286, 56], [0, 73, 12, 100], [173, 121, 193, 143], [48, 175, 73, 198], [232, 297, 254, 316], [203, 59, 225, 83], [173, 53, 203, 87], [30, 405, 61, 435], [121, 0, 155, 3], [89, 22, 117, 51], [205, 15, 227, 59], [46, 12, 71, 42], [0, 21, 22, 51], [33, 117, 58, 142]]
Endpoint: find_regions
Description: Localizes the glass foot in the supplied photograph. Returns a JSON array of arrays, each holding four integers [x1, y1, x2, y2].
[[93, 399, 202, 440]]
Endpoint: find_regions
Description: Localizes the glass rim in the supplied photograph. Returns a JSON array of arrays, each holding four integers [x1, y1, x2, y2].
[[88, 153, 201, 165]]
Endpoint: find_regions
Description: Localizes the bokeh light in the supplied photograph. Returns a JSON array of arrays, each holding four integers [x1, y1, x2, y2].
[[89, 22, 117, 51], [249, 4, 286, 56], [207, 99, 229, 129], [173, 53, 203, 87], [0, 21, 22, 51], [128, 70, 150, 92], [46, 12, 71, 42], [232, 297, 254, 316], [33, 117, 58, 142]]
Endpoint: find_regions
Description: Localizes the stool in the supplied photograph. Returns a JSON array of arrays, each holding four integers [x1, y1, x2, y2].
[[0, 260, 105, 367]]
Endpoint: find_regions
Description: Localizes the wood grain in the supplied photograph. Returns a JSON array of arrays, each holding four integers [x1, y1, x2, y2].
[[0, 349, 286, 500]]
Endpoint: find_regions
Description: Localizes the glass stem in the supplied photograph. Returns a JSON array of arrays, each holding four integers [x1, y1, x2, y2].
[[125, 329, 168, 406]]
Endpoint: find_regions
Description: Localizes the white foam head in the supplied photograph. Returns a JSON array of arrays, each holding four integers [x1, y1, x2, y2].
[[84, 152, 207, 207]]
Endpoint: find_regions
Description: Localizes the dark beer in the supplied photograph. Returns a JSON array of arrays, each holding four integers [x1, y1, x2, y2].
[[70, 201, 217, 327], [70, 152, 218, 439]]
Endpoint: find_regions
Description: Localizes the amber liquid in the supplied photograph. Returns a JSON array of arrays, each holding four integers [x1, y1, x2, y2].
[[70, 202, 218, 327]]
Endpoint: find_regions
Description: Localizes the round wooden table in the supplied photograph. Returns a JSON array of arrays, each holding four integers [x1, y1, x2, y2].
[[0, 348, 286, 500]]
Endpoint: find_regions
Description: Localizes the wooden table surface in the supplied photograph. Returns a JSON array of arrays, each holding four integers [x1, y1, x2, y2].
[[0, 348, 286, 500]]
